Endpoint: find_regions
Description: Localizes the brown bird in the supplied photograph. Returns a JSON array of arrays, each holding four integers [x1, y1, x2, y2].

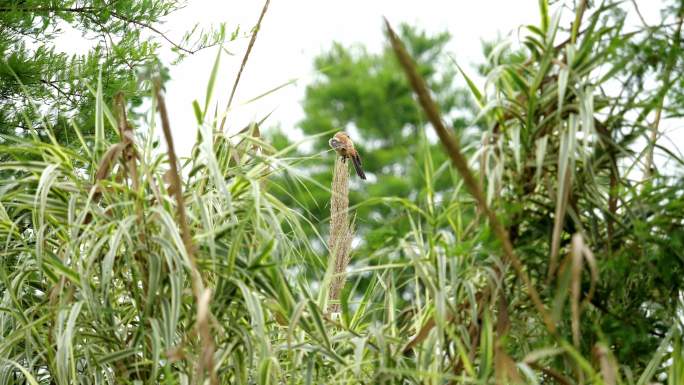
[[329, 132, 366, 180]]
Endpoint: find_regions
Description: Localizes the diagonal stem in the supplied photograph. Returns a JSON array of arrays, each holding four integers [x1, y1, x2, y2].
[[219, 0, 271, 132], [385, 19, 556, 335]]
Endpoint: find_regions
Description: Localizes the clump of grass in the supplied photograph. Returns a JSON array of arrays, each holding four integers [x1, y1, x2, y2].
[[327, 156, 354, 314]]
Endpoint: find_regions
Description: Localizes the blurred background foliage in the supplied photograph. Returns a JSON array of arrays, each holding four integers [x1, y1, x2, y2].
[[269, 24, 478, 254]]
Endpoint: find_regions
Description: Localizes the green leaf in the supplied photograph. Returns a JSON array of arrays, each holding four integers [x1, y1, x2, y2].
[[539, 0, 550, 33], [450, 56, 484, 107], [637, 327, 676, 385], [192, 100, 203, 124], [95, 70, 105, 158], [203, 45, 223, 121]]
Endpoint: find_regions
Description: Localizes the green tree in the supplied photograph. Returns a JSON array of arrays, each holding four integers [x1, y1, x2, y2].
[[0, 0, 226, 147], [271, 24, 476, 251]]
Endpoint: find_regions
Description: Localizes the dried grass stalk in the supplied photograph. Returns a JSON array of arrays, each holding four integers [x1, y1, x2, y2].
[[385, 19, 556, 334], [328, 157, 353, 313], [156, 83, 216, 385], [219, 0, 271, 132]]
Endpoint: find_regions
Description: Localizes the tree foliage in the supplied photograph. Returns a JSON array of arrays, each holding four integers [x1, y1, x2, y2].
[[0, 0, 226, 146], [271, 24, 476, 253]]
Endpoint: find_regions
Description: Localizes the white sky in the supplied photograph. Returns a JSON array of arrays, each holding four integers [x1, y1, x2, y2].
[[160, 0, 548, 156], [158, 0, 678, 163], [53, 1, 679, 165]]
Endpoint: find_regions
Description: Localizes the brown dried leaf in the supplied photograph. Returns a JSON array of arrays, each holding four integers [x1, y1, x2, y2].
[[95, 143, 125, 181], [495, 343, 523, 384]]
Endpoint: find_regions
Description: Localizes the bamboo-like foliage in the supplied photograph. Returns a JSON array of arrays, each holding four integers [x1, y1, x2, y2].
[[0, 72, 315, 383], [383, 0, 684, 383], [1, 1, 684, 384]]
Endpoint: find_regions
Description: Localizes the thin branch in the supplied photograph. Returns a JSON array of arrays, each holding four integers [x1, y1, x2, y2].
[[644, 15, 683, 179], [109, 11, 199, 55], [0, 6, 96, 13], [0, 5, 203, 55], [630, 0, 651, 29], [219, 0, 271, 132], [39, 79, 78, 105]]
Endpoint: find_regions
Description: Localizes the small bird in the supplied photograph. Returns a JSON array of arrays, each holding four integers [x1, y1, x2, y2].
[[329, 132, 366, 180]]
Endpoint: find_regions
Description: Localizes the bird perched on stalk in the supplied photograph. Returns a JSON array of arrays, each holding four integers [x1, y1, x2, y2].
[[329, 132, 366, 180]]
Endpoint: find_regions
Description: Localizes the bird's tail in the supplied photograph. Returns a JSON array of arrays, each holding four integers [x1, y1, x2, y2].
[[351, 154, 366, 180]]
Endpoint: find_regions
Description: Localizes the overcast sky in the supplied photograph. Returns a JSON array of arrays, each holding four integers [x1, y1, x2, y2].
[[160, 1, 544, 156], [156, 1, 674, 160]]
